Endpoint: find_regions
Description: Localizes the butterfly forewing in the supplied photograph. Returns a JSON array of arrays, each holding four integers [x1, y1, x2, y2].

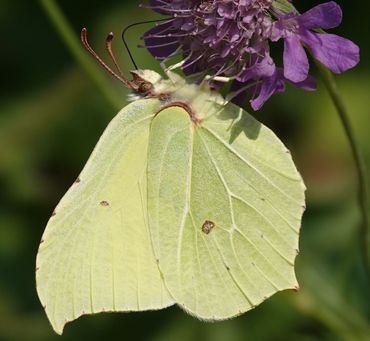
[[36, 99, 174, 334]]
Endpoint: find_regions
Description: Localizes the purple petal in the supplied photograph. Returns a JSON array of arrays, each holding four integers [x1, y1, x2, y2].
[[283, 36, 309, 83], [237, 55, 275, 82], [298, 1, 342, 30], [271, 13, 297, 42], [302, 31, 360, 74], [148, 0, 171, 14], [270, 20, 285, 42], [143, 22, 180, 60], [218, 3, 236, 19], [290, 75, 317, 91], [250, 70, 285, 111], [232, 68, 317, 111]]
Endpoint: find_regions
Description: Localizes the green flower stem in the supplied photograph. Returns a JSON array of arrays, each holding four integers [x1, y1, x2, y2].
[[38, 0, 122, 110], [317, 63, 370, 282]]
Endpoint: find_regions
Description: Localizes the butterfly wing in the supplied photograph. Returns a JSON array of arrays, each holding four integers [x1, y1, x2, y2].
[[147, 104, 305, 320], [36, 99, 174, 335]]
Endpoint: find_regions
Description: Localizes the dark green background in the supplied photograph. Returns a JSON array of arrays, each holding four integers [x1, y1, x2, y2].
[[0, 1, 369, 340]]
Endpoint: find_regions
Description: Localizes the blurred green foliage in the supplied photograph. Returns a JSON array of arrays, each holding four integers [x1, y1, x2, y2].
[[0, 0, 369, 340]]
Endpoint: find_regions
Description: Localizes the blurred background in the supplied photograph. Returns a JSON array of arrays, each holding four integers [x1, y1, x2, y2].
[[0, 0, 369, 340]]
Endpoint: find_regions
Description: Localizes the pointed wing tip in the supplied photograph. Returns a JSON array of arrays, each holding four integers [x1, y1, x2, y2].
[[39, 304, 66, 336], [54, 326, 64, 336]]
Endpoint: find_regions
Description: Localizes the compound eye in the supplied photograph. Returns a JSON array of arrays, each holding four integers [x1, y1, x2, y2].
[[138, 82, 153, 94]]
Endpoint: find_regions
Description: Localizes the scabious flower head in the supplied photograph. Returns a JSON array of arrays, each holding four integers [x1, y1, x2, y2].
[[142, 0, 360, 110], [144, 0, 276, 80]]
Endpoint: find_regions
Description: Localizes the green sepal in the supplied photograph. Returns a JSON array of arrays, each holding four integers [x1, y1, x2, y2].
[[272, 0, 297, 15]]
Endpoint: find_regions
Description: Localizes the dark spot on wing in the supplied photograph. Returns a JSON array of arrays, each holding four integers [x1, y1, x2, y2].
[[75, 177, 81, 184], [202, 220, 215, 234], [100, 201, 110, 207]]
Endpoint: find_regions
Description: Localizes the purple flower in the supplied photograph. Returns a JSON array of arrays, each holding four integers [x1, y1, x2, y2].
[[232, 68, 317, 110], [144, 0, 276, 81], [142, 0, 360, 110], [271, 1, 360, 83]]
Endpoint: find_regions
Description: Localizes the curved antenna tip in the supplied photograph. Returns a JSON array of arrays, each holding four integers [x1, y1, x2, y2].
[[80, 27, 133, 89], [106, 32, 114, 43]]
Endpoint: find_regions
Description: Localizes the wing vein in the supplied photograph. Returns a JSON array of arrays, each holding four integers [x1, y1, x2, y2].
[[231, 194, 293, 249], [198, 132, 290, 287], [189, 212, 211, 316], [201, 126, 302, 204]]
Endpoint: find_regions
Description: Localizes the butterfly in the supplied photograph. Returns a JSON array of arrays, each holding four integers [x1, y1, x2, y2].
[[36, 28, 305, 334]]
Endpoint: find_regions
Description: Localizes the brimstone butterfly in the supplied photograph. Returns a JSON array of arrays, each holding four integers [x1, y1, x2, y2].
[[36, 28, 305, 334]]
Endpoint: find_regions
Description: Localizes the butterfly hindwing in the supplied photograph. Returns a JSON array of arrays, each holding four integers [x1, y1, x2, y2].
[[147, 104, 305, 320]]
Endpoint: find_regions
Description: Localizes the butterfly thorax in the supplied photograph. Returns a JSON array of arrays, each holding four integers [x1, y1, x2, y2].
[[131, 70, 225, 124]]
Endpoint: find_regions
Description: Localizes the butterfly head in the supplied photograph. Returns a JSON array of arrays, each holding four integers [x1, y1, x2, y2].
[[81, 28, 224, 121], [81, 28, 169, 97]]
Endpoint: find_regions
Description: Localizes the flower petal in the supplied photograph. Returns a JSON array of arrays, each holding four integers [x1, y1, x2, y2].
[[298, 1, 342, 30], [283, 36, 309, 83], [250, 70, 285, 110], [237, 55, 275, 82], [271, 20, 285, 42], [302, 31, 360, 74], [148, 0, 171, 14], [143, 22, 180, 60], [290, 75, 317, 91]]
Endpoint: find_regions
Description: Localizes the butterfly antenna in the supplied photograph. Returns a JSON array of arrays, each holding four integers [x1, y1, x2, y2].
[[121, 18, 172, 70], [106, 32, 126, 80], [81, 28, 133, 89]]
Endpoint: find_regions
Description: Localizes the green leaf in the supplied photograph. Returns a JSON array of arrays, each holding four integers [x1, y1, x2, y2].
[[147, 104, 305, 320], [36, 99, 174, 335]]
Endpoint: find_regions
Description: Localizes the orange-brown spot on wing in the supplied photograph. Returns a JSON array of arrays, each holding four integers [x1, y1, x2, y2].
[[202, 220, 215, 234]]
